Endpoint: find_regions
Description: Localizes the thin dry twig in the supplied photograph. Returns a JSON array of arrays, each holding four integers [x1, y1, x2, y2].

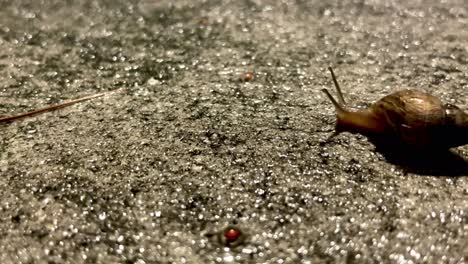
[[0, 89, 119, 123]]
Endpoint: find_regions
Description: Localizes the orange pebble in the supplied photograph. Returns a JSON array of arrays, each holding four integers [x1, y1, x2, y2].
[[243, 72, 254, 82], [224, 227, 242, 243]]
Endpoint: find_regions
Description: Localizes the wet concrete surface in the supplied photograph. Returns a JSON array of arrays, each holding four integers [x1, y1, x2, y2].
[[1, 0, 468, 263]]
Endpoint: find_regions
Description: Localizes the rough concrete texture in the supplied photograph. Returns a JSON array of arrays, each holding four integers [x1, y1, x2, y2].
[[1, 0, 468, 263]]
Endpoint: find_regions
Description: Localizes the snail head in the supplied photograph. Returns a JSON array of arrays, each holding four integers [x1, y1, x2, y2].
[[435, 104, 468, 148]]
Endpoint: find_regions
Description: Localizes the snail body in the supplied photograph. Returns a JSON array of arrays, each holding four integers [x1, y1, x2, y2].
[[322, 67, 468, 149]]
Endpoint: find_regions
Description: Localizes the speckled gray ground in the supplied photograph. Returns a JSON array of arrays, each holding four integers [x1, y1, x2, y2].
[[1, 0, 468, 263]]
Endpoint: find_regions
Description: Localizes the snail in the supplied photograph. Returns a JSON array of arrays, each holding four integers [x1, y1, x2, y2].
[[321, 67, 468, 149]]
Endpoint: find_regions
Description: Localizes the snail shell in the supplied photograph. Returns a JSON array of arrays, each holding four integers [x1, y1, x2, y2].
[[322, 67, 468, 149]]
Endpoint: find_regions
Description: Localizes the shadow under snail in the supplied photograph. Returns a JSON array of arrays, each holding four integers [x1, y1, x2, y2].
[[322, 67, 468, 149]]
